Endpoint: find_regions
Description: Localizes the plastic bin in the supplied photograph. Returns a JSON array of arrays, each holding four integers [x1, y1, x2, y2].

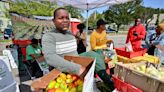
[[127, 84, 142, 92], [120, 80, 128, 92], [112, 76, 142, 92], [112, 76, 123, 91], [115, 47, 147, 58], [13, 40, 31, 47]]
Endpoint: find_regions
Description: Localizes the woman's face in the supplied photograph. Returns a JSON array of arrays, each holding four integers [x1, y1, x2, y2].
[[100, 25, 106, 31], [135, 19, 141, 26], [156, 26, 162, 35], [53, 9, 70, 32]]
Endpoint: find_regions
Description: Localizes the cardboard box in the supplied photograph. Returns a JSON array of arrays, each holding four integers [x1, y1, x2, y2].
[[31, 56, 95, 92], [114, 62, 164, 92]]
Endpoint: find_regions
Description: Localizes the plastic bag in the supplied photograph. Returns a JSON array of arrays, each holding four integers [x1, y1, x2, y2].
[[125, 42, 133, 52]]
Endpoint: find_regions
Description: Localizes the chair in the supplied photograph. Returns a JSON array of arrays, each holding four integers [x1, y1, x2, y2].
[[21, 47, 34, 80], [36, 57, 49, 75], [22, 47, 49, 76]]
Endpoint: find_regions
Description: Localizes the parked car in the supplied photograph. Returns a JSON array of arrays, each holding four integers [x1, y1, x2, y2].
[[4, 28, 13, 39], [106, 27, 117, 33]]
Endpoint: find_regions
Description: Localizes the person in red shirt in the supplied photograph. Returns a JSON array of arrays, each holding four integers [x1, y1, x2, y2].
[[126, 18, 146, 50]]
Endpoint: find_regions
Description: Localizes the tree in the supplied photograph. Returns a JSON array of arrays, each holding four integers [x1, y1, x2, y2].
[[65, 6, 83, 19], [155, 8, 160, 26], [9, 1, 83, 19], [9, 0, 58, 17], [104, 0, 142, 32], [134, 6, 155, 30], [87, 11, 104, 29]]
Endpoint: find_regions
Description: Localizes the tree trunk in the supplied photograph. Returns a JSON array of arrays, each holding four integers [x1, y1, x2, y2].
[[116, 24, 120, 33]]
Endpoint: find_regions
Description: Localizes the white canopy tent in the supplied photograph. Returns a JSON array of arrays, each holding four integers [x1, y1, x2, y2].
[[51, 0, 132, 32]]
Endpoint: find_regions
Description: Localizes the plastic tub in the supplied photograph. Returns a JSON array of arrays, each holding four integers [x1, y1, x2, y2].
[[115, 47, 147, 58]]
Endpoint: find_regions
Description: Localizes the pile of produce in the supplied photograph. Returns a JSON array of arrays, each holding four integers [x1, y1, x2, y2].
[[46, 73, 83, 92], [133, 63, 164, 79]]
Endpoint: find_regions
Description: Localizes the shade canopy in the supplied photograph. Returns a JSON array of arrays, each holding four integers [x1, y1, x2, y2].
[[54, 0, 132, 10], [51, 0, 133, 33]]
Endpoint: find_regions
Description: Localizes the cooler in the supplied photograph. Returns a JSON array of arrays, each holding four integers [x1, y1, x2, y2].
[[0, 59, 16, 92]]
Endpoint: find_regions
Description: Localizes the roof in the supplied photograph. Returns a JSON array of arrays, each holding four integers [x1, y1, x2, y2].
[[55, 0, 132, 10], [33, 16, 53, 20], [149, 14, 164, 24], [70, 18, 81, 22]]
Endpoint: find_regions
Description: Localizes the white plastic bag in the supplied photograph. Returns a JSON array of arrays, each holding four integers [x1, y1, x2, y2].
[[125, 42, 133, 52], [109, 43, 114, 50]]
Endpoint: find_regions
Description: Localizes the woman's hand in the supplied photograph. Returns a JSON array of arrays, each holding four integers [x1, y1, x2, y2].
[[156, 44, 164, 51]]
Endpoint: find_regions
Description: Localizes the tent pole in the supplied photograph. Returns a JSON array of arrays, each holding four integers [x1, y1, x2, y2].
[[86, 3, 89, 35], [86, 10, 89, 35]]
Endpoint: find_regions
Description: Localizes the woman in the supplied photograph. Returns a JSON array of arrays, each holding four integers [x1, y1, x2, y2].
[[90, 19, 116, 74], [26, 38, 43, 78], [76, 23, 87, 54], [90, 19, 113, 50], [152, 23, 164, 66], [126, 18, 146, 50]]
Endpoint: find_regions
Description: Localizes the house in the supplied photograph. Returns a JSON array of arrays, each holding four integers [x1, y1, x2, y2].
[[149, 14, 164, 26]]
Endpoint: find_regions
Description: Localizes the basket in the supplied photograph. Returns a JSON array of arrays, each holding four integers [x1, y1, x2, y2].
[[115, 47, 147, 58], [112, 76, 142, 92], [13, 40, 31, 47]]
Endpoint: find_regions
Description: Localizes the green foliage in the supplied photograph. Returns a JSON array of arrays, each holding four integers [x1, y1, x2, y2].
[[88, 12, 104, 29], [103, 0, 164, 32], [65, 6, 83, 19], [104, 0, 142, 31], [134, 6, 156, 24], [9, 1, 83, 19], [9, 0, 58, 17]]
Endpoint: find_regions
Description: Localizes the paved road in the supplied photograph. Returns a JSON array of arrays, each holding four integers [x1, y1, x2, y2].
[[107, 34, 127, 48]]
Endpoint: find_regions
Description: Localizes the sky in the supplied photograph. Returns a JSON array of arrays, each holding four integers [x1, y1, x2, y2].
[[81, 0, 164, 19]]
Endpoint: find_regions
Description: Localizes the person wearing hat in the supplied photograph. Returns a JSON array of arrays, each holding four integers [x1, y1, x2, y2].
[[126, 18, 146, 50], [89, 19, 117, 75], [90, 19, 113, 50], [152, 23, 164, 66]]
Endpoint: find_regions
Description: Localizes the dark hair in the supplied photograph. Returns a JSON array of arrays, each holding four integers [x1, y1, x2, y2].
[[31, 38, 38, 44], [53, 7, 67, 19], [96, 19, 107, 28], [77, 23, 85, 30]]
